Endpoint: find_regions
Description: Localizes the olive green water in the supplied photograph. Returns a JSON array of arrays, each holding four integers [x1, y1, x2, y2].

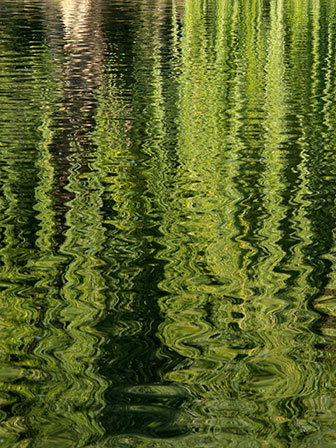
[[0, 0, 336, 446]]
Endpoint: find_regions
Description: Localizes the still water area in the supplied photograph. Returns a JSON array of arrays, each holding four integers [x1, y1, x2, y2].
[[0, 0, 336, 446]]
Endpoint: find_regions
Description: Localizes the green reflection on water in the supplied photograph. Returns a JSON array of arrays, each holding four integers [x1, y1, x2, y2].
[[0, 0, 336, 447]]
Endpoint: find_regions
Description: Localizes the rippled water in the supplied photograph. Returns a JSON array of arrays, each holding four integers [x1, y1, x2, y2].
[[0, 0, 336, 446]]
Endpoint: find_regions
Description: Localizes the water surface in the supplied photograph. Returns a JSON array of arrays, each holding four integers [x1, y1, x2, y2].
[[0, 0, 336, 446]]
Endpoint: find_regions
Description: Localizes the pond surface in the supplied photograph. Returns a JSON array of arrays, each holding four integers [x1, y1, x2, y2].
[[0, 0, 336, 446]]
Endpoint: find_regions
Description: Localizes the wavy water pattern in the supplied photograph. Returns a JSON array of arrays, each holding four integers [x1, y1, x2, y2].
[[0, 0, 336, 447]]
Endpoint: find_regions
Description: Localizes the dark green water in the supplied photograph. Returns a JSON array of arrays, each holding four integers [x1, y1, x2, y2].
[[0, 0, 336, 446]]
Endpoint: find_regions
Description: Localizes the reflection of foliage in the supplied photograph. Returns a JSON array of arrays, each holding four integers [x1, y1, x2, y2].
[[0, 2, 107, 446], [1, 0, 336, 447], [155, 0, 336, 446]]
